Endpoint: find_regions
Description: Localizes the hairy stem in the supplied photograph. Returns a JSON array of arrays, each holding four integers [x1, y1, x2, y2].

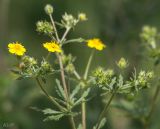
[[57, 53, 69, 100], [84, 50, 95, 80], [61, 27, 71, 43], [144, 85, 160, 128], [95, 90, 117, 129], [70, 117, 76, 129], [81, 50, 95, 129], [82, 100, 86, 129], [35, 78, 65, 111], [49, 13, 76, 129], [49, 14, 60, 41], [74, 70, 81, 80]]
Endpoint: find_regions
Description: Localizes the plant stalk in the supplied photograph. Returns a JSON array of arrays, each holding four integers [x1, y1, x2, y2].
[[35, 78, 65, 111], [84, 50, 95, 80], [61, 27, 71, 43], [57, 53, 69, 100], [81, 50, 95, 129], [49, 14, 76, 129], [82, 100, 86, 129], [95, 90, 117, 129], [70, 116, 76, 129], [74, 70, 81, 80], [49, 14, 60, 41], [143, 85, 160, 129]]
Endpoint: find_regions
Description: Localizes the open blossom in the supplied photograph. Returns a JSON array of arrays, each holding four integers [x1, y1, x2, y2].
[[87, 38, 106, 50], [43, 41, 62, 53], [8, 42, 26, 56]]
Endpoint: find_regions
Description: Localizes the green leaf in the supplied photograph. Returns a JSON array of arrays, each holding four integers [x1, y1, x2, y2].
[[74, 88, 90, 106], [30, 106, 41, 112], [70, 84, 81, 101], [43, 114, 64, 121], [55, 79, 66, 99], [117, 74, 124, 88], [42, 108, 62, 115], [77, 124, 82, 129], [10, 69, 20, 74], [16, 76, 24, 80], [93, 118, 106, 129], [103, 77, 116, 91]]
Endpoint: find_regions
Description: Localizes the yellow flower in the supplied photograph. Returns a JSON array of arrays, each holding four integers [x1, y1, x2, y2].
[[8, 42, 26, 56], [87, 38, 106, 50], [43, 41, 62, 53]]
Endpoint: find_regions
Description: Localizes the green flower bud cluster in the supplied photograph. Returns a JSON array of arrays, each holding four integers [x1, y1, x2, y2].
[[61, 54, 76, 74], [93, 67, 114, 87], [62, 54, 75, 64], [61, 13, 78, 29], [39, 60, 54, 76], [17, 56, 38, 78], [13, 56, 55, 79], [22, 56, 37, 66], [117, 58, 128, 69], [140, 26, 158, 49], [65, 63, 75, 74], [137, 71, 154, 88], [44, 4, 53, 15], [36, 21, 54, 35]]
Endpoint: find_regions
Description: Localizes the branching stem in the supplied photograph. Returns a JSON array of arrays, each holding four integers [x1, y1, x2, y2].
[[81, 50, 95, 129], [35, 77, 65, 111], [48, 14, 76, 129]]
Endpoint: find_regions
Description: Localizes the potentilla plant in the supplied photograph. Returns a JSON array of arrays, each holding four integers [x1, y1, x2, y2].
[[7, 4, 155, 129]]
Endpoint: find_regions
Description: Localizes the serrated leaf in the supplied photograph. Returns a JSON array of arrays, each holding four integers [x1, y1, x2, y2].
[[42, 108, 62, 115], [30, 106, 41, 112], [93, 118, 106, 129], [106, 77, 116, 90], [117, 74, 123, 88], [70, 84, 81, 101], [74, 88, 90, 106], [55, 79, 66, 99], [10, 69, 20, 74], [43, 114, 64, 121]]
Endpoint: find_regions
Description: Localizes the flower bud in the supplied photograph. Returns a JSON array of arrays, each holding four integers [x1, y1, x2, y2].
[[146, 71, 154, 79], [62, 13, 78, 28], [65, 63, 75, 74], [117, 58, 128, 69], [22, 56, 37, 66], [92, 67, 114, 87], [40, 60, 54, 75], [137, 70, 154, 88], [36, 21, 54, 35], [140, 26, 157, 49], [78, 13, 87, 21], [105, 69, 114, 77], [44, 4, 53, 15]]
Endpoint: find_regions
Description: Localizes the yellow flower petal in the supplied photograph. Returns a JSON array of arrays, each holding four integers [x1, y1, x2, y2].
[[8, 42, 26, 56], [43, 41, 62, 53], [86, 38, 106, 51]]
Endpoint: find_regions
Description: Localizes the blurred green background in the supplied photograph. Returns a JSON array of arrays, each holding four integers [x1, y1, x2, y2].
[[0, 0, 160, 129]]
